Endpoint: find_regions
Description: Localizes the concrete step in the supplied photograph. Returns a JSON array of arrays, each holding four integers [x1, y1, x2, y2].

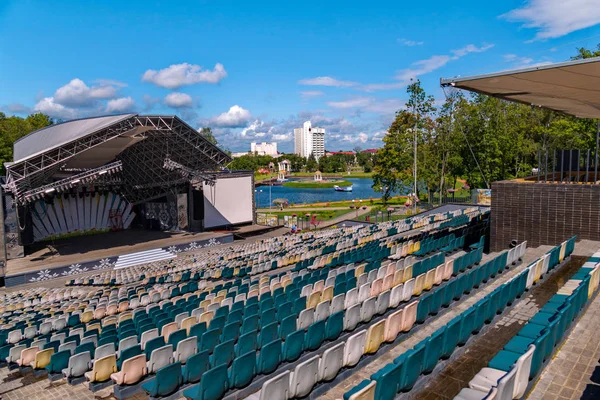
[[114, 248, 175, 269]]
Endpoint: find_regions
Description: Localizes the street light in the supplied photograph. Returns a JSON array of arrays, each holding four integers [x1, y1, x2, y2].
[[255, 189, 263, 208]]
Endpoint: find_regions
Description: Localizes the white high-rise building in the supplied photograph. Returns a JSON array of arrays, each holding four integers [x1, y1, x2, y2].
[[294, 121, 325, 160], [250, 142, 278, 156]]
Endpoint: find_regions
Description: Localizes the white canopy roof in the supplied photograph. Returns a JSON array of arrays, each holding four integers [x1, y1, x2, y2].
[[440, 57, 600, 119]]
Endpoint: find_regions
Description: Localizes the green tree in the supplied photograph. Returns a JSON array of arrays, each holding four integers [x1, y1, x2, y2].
[[306, 153, 318, 172], [571, 44, 600, 60], [0, 112, 53, 174], [198, 127, 218, 146]]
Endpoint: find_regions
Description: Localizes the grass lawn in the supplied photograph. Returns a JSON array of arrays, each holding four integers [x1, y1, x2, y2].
[[291, 171, 373, 178], [287, 195, 408, 208], [282, 179, 352, 188], [259, 209, 352, 221]]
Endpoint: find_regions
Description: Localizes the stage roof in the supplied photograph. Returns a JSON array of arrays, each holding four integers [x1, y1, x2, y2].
[[5, 114, 232, 204], [440, 57, 600, 119]]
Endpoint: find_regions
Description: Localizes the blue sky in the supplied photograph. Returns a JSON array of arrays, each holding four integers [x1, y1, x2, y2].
[[1, 0, 600, 152]]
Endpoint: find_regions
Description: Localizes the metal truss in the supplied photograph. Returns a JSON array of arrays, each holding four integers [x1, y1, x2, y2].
[[5, 115, 231, 205]]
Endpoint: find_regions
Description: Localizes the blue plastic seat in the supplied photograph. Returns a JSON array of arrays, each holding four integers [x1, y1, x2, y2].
[[168, 329, 187, 349], [75, 341, 95, 358], [190, 322, 207, 341], [45, 349, 70, 374], [117, 344, 141, 369], [458, 308, 475, 345]]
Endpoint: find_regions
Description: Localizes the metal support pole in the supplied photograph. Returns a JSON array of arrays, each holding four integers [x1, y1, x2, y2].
[[585, 150, 590, 184], [544, 150, 548, 182], [560, 150, 564, 183], [537, 150, 541, 182], [553, 150, 557, 183], [575, 149, 580, 183]]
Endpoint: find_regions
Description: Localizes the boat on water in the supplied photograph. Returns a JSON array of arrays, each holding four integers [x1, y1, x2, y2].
[[334, 185, 353, 192]]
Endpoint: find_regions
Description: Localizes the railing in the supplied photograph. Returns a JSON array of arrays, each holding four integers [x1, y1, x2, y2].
[[536, 149, 599, 184]]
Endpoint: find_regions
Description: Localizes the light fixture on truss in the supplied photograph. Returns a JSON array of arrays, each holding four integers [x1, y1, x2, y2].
[[163, 157, 217, 187]]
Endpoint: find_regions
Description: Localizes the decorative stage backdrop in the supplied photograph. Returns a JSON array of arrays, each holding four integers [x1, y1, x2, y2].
[[4, 233, 234, 287], [3, 191, 24, 260], [177, 193, 188, 230]]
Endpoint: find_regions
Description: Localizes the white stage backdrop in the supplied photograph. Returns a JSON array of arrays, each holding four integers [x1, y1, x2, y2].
[[203, 175, 253, 228]]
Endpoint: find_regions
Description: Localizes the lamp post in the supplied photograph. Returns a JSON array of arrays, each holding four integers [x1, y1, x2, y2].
[[255, 189, 263, 208]]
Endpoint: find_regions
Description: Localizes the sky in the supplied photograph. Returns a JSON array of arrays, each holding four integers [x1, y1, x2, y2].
[[1, 0, 600, 153]]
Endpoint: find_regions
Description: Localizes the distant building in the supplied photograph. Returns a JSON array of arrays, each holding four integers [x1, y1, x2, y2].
[[294, 121, 325, 160], [231, 151, 250, 158], [251, 142, 278, 156], [362, 148, 379, 154]]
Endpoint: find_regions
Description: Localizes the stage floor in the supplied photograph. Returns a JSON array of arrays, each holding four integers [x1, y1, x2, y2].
[[5, 229, 232, 278]]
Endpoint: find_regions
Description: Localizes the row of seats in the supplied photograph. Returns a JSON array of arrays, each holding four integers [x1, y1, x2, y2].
[[343, 243, 530, 400], [456, 237, 591, 400]]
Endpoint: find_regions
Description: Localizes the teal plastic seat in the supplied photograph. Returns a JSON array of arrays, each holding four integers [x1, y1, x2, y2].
[[229, 351, 256, 389], [242, 315, 259, 334], [529, 312, 554, 326], [168, 329, 187, 349], [45, 349, 70, 374], [279, 315, 297, 340], [142, 362, 183, 397], [344, 379, 373, 400], [416, 294, 432, 324], [257, 338, 282, 374], [183, 364, 229, 400], [190, 322, 207, 341], [144, 336, 165, 359], [118, 344, 141, 369], [200, 328, 221, 353], [210, 316, 227, 331], [261, 309, 277, 326], [371, 361, 403, 400], [473, 298, 490, 333], [305, 320, 325, 351], [429, 288, 443, 315], [325, 311, 344, 341], [422, 327, 445, 374], [399, 343, 425, 391], [236, 331, 258, 356], [282, 329, 304, 362], [221, 322, 241, 343], [211, 339, 235, 367], [259, 322, 279, 348], [441, 317, 461, 359], [441, 280, 456, 307], [458, 308, 475, 345], [182, 350, 210, 383], [75, 341, 95, 358], [518, 323, 545, 339], [504, 335, 535, 354]]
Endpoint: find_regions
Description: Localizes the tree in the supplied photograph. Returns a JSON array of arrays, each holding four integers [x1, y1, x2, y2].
[[373, 79, 435, 204], [306, 153, 318, 172], [198, 127, 218, 146], [0, 112, 53, 174], [571, 43, 600, 60]]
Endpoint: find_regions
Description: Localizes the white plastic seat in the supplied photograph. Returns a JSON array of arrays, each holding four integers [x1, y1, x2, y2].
[[298, 308, 315, 330], [140, 328, 159, 350], [358, 283, 371, 304], [469, 364, 517, 400], [94, 343, 116, 362], [39, 322, 53, 336], [147, 345, 174, 374], [384, 308, 404, 342], [6, 344, 26, 363], [390, 283, 404, 308], [402, 300, 418, 332], [117, 336, 138, 358], [455, 387, 497, 400], [402, 278, 415, 301], [331, 294, 345, 315], [7, 330, 22, 344], [175, 312, 189, 327], [344, 304, 361, 331], [58, 341, 77, 355], [319, 342, 344, 381], [63, 351, 91, 378], [23, 326, 37, 339], [345, 380, 377, 400], [258, 370, 290, 400], [360, 296, 377, 323], [174, 337, 197, 364], [315, 301, 331, 322], [344, 330, 366, 367], [344, 288, 359, 309], [290, 355, 320, 398], [81, 335, 97, 347], [376, 290, 390, 315], [51, 333, 66, 344]]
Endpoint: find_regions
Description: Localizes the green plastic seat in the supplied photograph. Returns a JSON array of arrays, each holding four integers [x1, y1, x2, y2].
[[282, 329, 304, 362], [200, 328, 221, 353], [210, 316, 226, 331], [236, 331, 258, 356], [371, 361, 403, 400], [229, 351, 257, 389], [211, 339, 235, 368], [257, 338, 282, 374], [168, 329, 187, 349], [44, 339, 60, 353], [144, 336, 165, 359], [422, 327, 445, 374], [325, 311, 344, 341], [142, 362, 183, 397], [182, 350, 210, 383], [429, 288, 443, 315], [45, 349, 70, 374], [118, 344, 141, 369], [259, 322, 279, 348], [305, 320, 326, 351], [184, 364, 229, 400]]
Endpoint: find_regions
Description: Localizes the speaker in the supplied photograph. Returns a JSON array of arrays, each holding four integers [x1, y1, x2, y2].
[[192, 189, 204, 220]]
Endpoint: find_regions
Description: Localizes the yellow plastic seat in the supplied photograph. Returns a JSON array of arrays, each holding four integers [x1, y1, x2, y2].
[[321, 286, 334, 302], [161, 322, 178, 341], [180, 317, 197, 335], [80, 311, 93, 324], [413, 274, 425, 296], [199, 311, 214, 326], [85, 354, 117, 383], [402, 265, 413, 282], [31, 348, 54, 369], [364, 320, 385, 354]]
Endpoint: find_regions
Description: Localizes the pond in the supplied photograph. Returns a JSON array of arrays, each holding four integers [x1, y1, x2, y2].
[[254, 178, 405, 208]]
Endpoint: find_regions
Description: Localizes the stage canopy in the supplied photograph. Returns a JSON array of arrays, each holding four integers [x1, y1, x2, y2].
[[440, 57, 600, 119], [5, 114, 231, 204]]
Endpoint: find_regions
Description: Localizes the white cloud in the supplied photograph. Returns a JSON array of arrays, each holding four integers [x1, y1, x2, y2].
[[451, 44, 495, 58], [342, 132, 369, 144], [298, 76, 358, 88], [502, 53, 553, 69], [34, 97, 77, 119], [94, 79, 128, 88], [500, 0, 600, 41], [105, 97, 136, 113], [142, 63, 227, 89], [241, 119, 271, 137], [164, 92, 193, 108], [211, 105, 252, 128], [54, 78, 118, 107], [142, 94, 161, 111], [398, 38, 424, 46], [272, 133, 293, 142], [4, 103, 31, 114], [300, 90, 325, 99], [327, 97, 374, 109]]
